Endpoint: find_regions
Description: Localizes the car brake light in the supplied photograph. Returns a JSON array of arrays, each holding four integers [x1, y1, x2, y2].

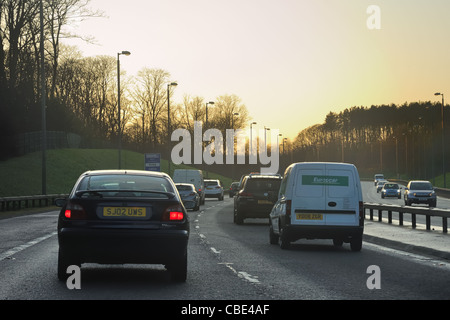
[[239, 191, 253, 197], [170, 212, 184, 220], [359, 201, 364, 226], [64, 203, 87, 220], [162, 205, 185, 221], [286, 200, 291, 217]]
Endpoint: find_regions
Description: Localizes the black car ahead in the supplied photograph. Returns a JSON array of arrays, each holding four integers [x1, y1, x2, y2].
[[233, 174, 282, 224], [56, 170, 190, 282]]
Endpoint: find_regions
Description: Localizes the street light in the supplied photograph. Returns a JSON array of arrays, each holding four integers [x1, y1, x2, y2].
[[40, 0, 47, 195], [232, 112, 240, 129], [434, 92, 446, 187], [205, 101, 214, 128], [167, 82, 178, 176], [117, 50, 131, 169], [264, 126, 270, 145], [250, 122, 257, 164]]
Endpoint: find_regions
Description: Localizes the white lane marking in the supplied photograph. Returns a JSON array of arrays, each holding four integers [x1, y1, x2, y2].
[[210, 247, 221, 254], [219, 262, 261, 284], [0, 232, 57, 261]]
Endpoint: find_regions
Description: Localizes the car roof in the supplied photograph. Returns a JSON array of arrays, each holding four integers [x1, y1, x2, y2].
[[247, 174, 282, 179], [80, 170, 170, 178]]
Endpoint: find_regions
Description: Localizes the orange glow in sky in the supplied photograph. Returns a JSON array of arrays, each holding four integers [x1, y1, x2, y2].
[[64, 0, 450, 140]]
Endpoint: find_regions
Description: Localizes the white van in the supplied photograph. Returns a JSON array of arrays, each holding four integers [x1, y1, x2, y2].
[[173, 169, 205, 204], [269, 162, 364, 251]]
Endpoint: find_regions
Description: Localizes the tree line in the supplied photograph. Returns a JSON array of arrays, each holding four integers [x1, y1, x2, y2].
[[0, 0, 250, 160], [292, 102, 449, 181], [1, 1, 447, 184]]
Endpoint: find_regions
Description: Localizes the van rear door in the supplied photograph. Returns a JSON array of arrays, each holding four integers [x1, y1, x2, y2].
[[292, 163, 327, 226], [291, 163, 359, 227], [325, 164, 359, 226]]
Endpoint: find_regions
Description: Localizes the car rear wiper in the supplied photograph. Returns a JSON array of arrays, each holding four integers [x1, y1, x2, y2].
[[75, 189, 175, 199]]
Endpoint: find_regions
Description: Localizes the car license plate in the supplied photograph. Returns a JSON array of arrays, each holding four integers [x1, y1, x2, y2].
[[258, 200, 272, 204], [103, 207, 146, 217], [296, 213, 323, 220]]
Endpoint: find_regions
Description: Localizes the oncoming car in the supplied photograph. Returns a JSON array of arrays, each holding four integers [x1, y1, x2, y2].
[[404, 180, 437, 207], [381, 182, 401, 199], [55, 170, 190, 282]]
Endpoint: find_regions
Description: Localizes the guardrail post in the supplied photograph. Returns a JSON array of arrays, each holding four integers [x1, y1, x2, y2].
[[369, 208, 374, 220], [426, 215, 431, 231], [412, 213, 416, 229], [378, 209, 382, 222], [399, 212, 403, 226], [388, 210, 392, 224], [443, 217, 448, 233]]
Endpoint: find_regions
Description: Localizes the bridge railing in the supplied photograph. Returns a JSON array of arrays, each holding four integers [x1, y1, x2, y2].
[[364, 202, 450, 233]]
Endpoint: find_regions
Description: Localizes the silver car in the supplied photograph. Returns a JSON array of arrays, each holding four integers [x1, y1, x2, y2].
[[176, 183, 200, 211], [404, 180, 436, 207], [381, 183, 401, 199]]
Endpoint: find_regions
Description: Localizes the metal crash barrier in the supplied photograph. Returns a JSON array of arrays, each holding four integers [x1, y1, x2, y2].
[[0, 194, 68, 212], [364, 202, 450, 233]]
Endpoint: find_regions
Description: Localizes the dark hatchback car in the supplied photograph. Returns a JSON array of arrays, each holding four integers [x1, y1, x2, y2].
[[233, 174, 282, 224], [56, 170, 190, 282], [176, 183, 200, 211]]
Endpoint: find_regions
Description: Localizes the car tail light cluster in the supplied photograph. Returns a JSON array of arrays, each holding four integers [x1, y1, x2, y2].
[[64, 203, 87, 220], [286, 199, 292, 221], [162, 204, 185, 221], [239, 191, 253, 197], [359, 201, 364, 226]]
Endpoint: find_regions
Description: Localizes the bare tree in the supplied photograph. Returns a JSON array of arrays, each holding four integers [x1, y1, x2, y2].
[[181, 94, 206, 132], [209, 94, 250, 132], [132, 68, 171, 148], [46, 0, 104, 98]]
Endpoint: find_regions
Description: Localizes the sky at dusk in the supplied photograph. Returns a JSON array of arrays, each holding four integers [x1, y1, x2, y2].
[[64, 0, 450, 140]]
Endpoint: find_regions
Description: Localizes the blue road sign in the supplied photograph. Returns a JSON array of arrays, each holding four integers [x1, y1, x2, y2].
[[145, 153, 161, 171]]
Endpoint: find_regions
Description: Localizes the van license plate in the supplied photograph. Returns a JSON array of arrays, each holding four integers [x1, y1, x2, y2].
[[296, 213, 323, 220]]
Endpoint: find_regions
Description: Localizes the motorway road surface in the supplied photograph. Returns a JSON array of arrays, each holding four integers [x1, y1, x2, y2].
[[0, 192, 449, 302]]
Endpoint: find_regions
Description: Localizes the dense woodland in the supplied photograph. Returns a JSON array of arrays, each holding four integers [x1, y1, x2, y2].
[[1, 1, 449, 183]]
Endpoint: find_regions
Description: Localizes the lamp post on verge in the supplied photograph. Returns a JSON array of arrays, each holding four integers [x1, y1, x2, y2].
[[40, 0, 47, 195], [435, 92, 446, 187], [250, 122, 257, 164], [117, 50, 131, 169], [205, 101, 214, 129], [167, 82, 178, 176]]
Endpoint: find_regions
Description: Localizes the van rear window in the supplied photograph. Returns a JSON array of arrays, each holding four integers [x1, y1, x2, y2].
[[245, 179, 281, 192]]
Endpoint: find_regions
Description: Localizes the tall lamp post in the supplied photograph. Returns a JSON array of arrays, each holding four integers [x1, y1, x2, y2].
[[435, 92, 446, 187], [40, 0, 47, 195], [205, 101, 214, 128], [117, 50, 131, 169], [250, 122, 257, 163], [167, 82, 178, 176]]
